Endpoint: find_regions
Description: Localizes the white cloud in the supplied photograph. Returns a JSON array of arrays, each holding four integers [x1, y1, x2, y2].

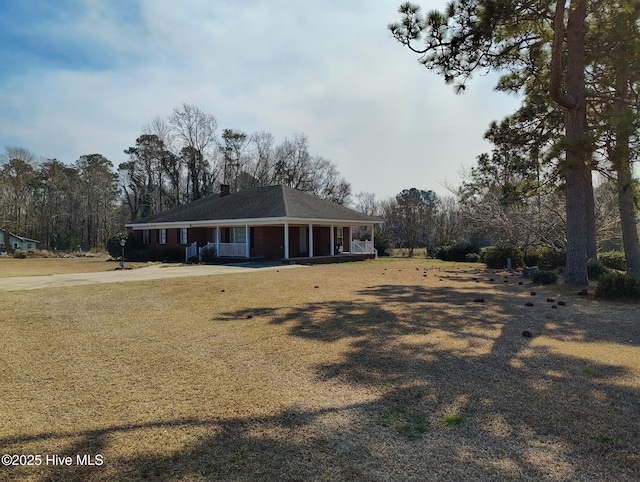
[[0, 0, 522, 198]]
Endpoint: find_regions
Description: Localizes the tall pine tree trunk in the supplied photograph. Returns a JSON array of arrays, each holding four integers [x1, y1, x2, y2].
[[551, 0, 593, 285], [613, 77, 640, 275]]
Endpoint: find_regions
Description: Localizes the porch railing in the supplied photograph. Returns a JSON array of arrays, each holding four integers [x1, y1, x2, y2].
[[218, 242, 246, 257], [199, 242, 217, 259], [185, 242, 198, 261], [352, 240, 373, 254]]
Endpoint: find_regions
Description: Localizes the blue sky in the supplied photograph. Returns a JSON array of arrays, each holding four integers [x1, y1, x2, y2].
[[0, 0, 521, 200]]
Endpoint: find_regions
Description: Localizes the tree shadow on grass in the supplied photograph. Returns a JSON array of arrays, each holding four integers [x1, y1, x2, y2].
[[259, 283, 640, 480], [3, 282, 638, 481]]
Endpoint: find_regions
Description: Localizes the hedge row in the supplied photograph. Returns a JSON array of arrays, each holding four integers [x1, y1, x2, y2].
[[596, 272, 640, 299], [434, 242, 479, 262]]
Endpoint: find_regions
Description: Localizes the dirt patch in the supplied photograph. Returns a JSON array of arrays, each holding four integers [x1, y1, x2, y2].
[[1, 259, 638, 481]]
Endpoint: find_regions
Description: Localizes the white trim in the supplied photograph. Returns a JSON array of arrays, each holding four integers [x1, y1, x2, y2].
[[309, 224, 314, 258], [126, 216, 383, 230]]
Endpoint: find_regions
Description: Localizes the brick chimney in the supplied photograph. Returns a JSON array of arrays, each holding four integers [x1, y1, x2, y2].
[[220, 184, 230, 197]]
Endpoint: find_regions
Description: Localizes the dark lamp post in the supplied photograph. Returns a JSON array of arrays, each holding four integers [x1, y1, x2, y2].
[[120, 238, 126, 269]]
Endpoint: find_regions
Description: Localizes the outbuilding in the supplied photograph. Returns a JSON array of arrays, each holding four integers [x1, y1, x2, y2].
[[0, 231, 40, 254]]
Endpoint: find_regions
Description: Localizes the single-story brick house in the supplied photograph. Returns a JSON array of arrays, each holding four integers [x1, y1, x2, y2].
[[125, 185, 383, 262]]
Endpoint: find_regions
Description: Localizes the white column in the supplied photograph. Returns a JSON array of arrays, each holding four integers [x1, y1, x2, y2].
[[349, 226, 354, 254], [215, 226, 220, 254], [309, 224, 314, 258], [245, 224, 250, 258], [330, 225, 335, 256], [370, 224, 375, 255], [284, 222, 289, 259]]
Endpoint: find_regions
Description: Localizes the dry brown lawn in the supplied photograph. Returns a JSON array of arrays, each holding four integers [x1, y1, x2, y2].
[[0, 258, 638, 481], [0, 256, 150, 278]]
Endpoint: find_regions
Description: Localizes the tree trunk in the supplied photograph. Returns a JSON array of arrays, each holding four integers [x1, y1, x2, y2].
[[613, 77, 640, 275], [617, 165, 640, 275], [551, 0, 591, 285]]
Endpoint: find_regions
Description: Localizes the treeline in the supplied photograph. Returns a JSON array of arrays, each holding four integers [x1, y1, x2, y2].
[[0, 148, 122, 250], [389, 0, 640, 283], [0, 104, 351, 250], [362, 176, 625, 263], [119, 104, 351, 220]]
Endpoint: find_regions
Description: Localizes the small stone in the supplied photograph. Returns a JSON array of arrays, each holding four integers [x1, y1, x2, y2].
[[504, 280, 508, 283], [246, 315, 253, 319], [518, 282, 523, 285], [551, 305, 557, 309], [557, 300, 566, 306], [473, 298, 485, 303], [530, 292, 536, 296], [546, 298, 555, 302], [525, 302, 534, 307], [314, 285, 319, 288], [522, 330, 533, 338], [221, 289, 225, 292], [489, 278, 494, 282]]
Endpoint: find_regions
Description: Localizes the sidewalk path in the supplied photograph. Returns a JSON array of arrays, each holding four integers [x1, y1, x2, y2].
[[0, 263, 303, 292]]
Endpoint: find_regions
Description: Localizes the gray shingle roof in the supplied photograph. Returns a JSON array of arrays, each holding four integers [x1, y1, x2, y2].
[[129, 185, 382, 225]]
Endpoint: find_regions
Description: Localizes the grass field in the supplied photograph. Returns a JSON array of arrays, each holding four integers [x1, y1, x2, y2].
[[0, 256, 145, 278], [1, 258, 638, 481]]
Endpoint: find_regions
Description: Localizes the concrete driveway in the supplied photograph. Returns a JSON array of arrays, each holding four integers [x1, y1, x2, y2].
[[0, 262, 304, 292]]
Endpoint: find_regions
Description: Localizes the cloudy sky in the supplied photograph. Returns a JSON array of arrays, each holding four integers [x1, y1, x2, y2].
[[0, 0, 521, 200]]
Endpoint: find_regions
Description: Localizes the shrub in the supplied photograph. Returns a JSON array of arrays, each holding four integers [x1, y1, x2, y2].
[[480, 245, 524, 269], [10, 249, 51, 258], [374, 230, 392, 257], [157, 248, 183, 262], [538, 247, 566, 270], [126, 248, 183, 263], [523, 249, 541, 267], [596, 272, 640, 299], [588, 258, 610, 281], [106, 231, 135, 259], [27, 249, 50, 258], [435, 241, 479, 262], [532, 270, 558, 285], [599, 251, 626, 271], [465, 253, 480, 263], [200, 246, 217, 263]]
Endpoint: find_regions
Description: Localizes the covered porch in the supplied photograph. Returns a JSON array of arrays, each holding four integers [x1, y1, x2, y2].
[[184, 221, 376, 262]]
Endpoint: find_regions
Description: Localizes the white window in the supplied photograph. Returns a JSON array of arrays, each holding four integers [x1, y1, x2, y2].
[[159, 229, 167, 244], [230, 227, 246, 243], [179, 228, 188, 244], [142, 230, 150, 244]]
